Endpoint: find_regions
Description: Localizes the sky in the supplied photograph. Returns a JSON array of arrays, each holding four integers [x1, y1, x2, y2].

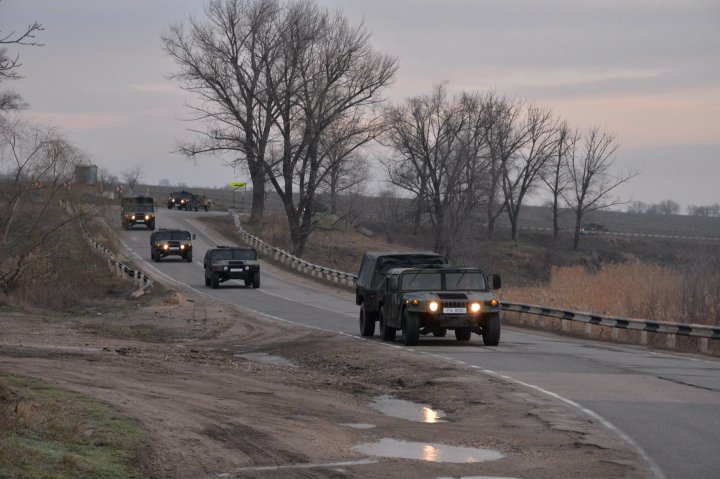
[[2, 0, 719, 208]]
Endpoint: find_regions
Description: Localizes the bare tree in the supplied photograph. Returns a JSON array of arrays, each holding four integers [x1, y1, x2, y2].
[[542, 121, 578, 240], [502, 105, 557, 241], [1, 8, 44, 112], [158, 178, 171, 187], [163, 0, 281, 224], [121, 164, 144, 195], [563, 127, 636, 250], [262, 2, 397, 256], [0, 118, 85, 293]]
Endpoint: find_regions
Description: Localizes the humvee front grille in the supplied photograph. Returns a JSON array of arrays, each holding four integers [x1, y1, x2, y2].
[[168, 241, 180, 247], [228, 260, 245, 267], [441, 301, 467, 310]]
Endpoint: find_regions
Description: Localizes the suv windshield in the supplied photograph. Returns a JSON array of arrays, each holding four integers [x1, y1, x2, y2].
[[212, 249, 256, 260], [155, 231, 190, 241]]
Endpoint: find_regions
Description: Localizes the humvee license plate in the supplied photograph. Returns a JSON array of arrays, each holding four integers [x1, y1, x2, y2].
[[169, 247, 179, 251], [137, 219, 144, 222], [230, 268, 243, 272], [443, 307, 466, 314]]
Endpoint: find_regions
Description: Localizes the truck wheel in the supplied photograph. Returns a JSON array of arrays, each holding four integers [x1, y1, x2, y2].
[[185, 251, 193, 262], [153, 250, 161, 263], [167, 204, 172, 209], [433, 327, 447, 337], [379, 305, 396, 341], [482, 315, 501, 346], [402, 312, 420, 346], [358, 303, 375, 337], [204, 271, 211, 286], [244, 279, 251, 287], [147, 221, 155, 230], [252, 272, 260, 289], [211, 272, 219, 289], [454, 327, 472, 341]]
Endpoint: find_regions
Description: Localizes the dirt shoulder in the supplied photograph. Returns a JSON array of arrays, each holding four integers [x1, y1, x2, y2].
[[0, 279, 652, 479]]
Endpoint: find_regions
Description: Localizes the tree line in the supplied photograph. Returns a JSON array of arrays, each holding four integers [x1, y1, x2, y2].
[[165, 0, 635, 257]]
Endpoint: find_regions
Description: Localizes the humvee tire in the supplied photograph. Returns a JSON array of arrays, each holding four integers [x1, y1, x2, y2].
[[379, 305, 396, 341], [482, 315, 501, 346], [359, 303, 375, 337], [402, 311, 420, 346], [455, 327, 472, 341]]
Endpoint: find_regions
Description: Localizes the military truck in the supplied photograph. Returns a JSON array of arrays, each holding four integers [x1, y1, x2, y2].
[[150, 229, 196, 262], [167, 190, 211, 211], [203, 246, 260, 289], [375, 265, 502, 346], [121, 196, 155, 230], [355, 251, 447, 337]]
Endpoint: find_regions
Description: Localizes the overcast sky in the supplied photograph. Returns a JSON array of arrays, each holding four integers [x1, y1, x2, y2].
[[3, 0, 719, 207]]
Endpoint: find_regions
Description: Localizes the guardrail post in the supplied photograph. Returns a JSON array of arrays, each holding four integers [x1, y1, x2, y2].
[[666, 334, 676, 350], [611, 328, 619, 341], [640, 331, 648, 345], [699, 338, 709, 354]]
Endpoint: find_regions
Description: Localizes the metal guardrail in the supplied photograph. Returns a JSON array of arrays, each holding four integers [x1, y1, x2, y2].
[[230, 211, 357, 287], [230, 209, 718, 344], [61, 201, 153, 290], [502, 302, 720, 340]]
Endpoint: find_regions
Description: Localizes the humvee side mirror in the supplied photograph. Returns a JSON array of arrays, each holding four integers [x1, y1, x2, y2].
[[491, 274, 501, 290], [193, 234, 197, 240]]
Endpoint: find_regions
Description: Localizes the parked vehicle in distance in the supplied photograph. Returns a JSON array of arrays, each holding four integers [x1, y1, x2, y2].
[[376, 265, 502, 346], [355, 251, 448, 337], [150, 229, 195, 262], [580, 223, 608, 235], [121, 196, 155, 230], [203, 246, 260, 289], [167, 190, 211, 211]]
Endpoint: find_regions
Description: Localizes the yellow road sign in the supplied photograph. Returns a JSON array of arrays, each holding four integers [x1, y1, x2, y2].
[[231, 182, 247, 188]]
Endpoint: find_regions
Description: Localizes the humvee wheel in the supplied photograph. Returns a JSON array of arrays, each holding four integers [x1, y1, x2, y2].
[[185, 251, 193, 262], [204, 271, 211, 286], [402, 312, 420, 346], [454, 327, 472, 341], [211, 272, 219, 289], [482, 315, 501, 346], [379, 305, 396, 341], [252, 272, 260, 289], [358, 303, 375, 337], [244, 279, 252, 287], [153, 250, 161, 263], [433, 327, 447, 337]]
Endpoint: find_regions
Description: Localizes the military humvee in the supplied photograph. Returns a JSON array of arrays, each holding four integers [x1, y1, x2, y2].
[[203, 246, 260, 289], [150, 229, 195, 262], [375, 265, 502, 346], [355, 251, 447, 337], [121, 196, 155, 230]]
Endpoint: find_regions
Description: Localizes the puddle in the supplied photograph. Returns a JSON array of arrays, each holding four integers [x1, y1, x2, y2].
[[340, 423, 376, 429], [236, 352, 298, 368], [353, 438, 504, 463], [370, 395, 447, 423]]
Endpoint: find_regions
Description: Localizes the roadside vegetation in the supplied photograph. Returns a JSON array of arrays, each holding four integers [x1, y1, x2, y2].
[[0, 372, 147, 479]]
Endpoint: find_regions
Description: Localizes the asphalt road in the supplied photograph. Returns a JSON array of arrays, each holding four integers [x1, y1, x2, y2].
[[121, 208, 720, 479]]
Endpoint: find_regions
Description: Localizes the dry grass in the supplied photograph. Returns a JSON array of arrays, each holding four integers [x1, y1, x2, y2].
[[503, 261, 720, 325]]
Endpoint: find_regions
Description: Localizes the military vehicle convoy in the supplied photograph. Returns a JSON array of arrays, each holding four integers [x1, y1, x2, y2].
[[203, 246, 260, 289], [167, 190, 211, 211], [120, 196, 155, 230], [150, 229, 196, 262], [356, 252, 502, 346]]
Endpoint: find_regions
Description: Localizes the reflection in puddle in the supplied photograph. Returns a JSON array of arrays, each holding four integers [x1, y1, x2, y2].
[[236, 352, 298, 368], [370, 395, 447, 423], [353, 438, 503, 463]]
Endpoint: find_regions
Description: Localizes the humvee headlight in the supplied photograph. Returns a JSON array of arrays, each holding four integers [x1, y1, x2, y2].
[[180, 244, 185, 250], [145, 215, 150, 220], [429, 301, 439, 312], [470, 302, 481, 313], [223, 265, 229, 271], [488, 299, 499, 308], [245, 266, 249, 270], [163, 244, 169, 250], [131, 215, 136, 220]]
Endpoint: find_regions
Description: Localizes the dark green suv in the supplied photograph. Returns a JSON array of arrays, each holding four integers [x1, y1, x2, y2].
[[203, 246, 260, 289], [375, 265, 502, 346], [150, 229, 195, 262]]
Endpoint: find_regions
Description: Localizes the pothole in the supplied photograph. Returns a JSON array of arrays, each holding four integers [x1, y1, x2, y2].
[[370, 395, 447, 423], [352, 438, 504, 463]]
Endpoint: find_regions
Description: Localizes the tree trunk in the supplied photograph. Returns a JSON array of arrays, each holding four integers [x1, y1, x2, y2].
[[573, 211, 583, 251], [247, 162, 266, 224], [552, 196, 560, 241]]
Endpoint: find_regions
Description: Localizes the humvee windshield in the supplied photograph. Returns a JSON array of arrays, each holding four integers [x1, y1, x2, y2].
[[401, 271, 487, 291], [155, 231, 191, 241], [212, 249, 256, 260], [135, 204, 154, 213]]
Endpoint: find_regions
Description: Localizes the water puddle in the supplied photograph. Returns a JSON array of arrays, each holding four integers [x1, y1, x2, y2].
[[370, 395, 447, 423], [340, 423, 377, 429], [353, 438, 504, 463], [236, 352, 298, 368]]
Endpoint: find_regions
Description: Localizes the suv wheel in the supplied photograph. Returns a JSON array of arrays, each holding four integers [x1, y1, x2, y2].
[[482, 315, 501, 346], [185, 251, 193, 262], [454, 327, 472, 341], [204, 269, 211, 286], [379, 305, 396, 341], [402, 311, 419, 346], [154, 249, 161, 263], [211, 272, 219, 289], [358, 303, 375, 337], [251, 271, 260, 289]]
